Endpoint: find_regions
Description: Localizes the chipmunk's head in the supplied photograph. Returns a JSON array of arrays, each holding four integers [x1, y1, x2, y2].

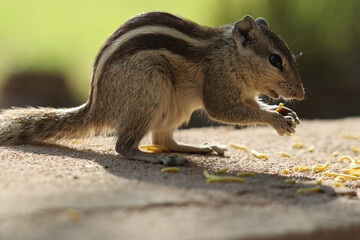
[[232, 15, 304, 100]]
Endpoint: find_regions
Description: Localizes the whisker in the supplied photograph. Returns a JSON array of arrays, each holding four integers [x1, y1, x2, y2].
[[296, 49, 318, 59], [295, 52, 303, 59]]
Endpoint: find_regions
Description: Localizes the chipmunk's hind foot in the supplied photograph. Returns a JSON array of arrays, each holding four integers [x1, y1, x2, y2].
[[118, 148, 188, 166], [160, 153, 188, 166], [152, 129, 227, 156]]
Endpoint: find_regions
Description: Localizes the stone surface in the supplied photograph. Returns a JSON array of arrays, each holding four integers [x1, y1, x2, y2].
[[1, 118, 360, 240]]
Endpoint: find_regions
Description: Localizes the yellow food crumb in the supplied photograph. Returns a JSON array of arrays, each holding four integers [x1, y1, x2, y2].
[[312, 162, 330, 173], [279, 152, 293, 158], [203, 170, 245, 183], [214, 168, 228, 174], [161, 167, 180, 173], [275, 103, 284, 112], [345, 169, 360, 176], [323, 172, 358, 180], [349, 172, 360, 177], [206, 177, 246, 183], [66, 209, 83, 220], [331, 151, 340, 157], [251, 149, 268, 159], [307, 146, 315, 152], [140, 144, 169, 153], [285, 178, 296, 184], [353, 158, 360, 164], [333, 181, 345, 187], [282, 169, 291, 174], [334, 176, 346, 182], [236, 172, 255, 177], [338, 155, 353, 163], [292, 137, 301, 141], [296, 185, 321, 194], [349, 163, 360, 169], [293, 166, 311, 171], [320, 163, 330, 171], [228, 142, 249, 151], [350, 145, 360, 154], [339, 132, 360, 140], [316, 178, 323, 185], [292, 142, 304, 148]]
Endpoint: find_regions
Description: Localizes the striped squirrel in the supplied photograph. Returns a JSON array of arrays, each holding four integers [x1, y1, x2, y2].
[[0, 11, 304, 166]]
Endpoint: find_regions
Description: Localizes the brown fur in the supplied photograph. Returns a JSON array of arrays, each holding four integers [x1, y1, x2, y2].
[[0, 12, 304, 166]]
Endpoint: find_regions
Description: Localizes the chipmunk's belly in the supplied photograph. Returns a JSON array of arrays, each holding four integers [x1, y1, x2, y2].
[[150, 92, 202, 131]]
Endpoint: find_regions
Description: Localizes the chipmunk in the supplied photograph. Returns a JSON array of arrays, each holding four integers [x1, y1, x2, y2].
[[0, 11, 304, 166]]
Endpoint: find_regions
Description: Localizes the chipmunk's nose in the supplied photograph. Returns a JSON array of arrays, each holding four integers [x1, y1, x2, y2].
[[294, 88, 305, 100]]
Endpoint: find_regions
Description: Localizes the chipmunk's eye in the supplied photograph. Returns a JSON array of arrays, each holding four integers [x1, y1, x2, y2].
[[269, 54, 283, 70]]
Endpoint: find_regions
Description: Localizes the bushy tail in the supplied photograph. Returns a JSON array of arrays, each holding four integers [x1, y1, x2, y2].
[[0, 104, 95, 145]]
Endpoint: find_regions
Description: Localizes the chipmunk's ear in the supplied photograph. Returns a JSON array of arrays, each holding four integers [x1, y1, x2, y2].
[[233, 15, 259, 46], [255, 17, 269, 27]]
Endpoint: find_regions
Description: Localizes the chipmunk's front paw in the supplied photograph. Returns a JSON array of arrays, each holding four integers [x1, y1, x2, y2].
[[203, 142, 228, 156], [271, 113, 297, 136], [270, 105, 300, 125]]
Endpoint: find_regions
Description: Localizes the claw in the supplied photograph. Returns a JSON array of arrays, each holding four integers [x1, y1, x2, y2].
[[210, 144, 227, 156], [272, 112, 296, 136], [161, 153, 188, 166]]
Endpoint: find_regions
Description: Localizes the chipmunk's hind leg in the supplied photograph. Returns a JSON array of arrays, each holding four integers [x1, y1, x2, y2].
[[152, 129, 227, 156], [115, 119, 188, 165], [113, 82, 188, 165]]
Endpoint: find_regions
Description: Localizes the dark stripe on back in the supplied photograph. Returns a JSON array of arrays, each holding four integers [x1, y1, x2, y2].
[[114, 12, 219, 40], [107, 33, 209, 62]]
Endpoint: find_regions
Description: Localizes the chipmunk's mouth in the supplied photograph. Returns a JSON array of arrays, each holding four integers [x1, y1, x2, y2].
[[267, 89, 280, 99]]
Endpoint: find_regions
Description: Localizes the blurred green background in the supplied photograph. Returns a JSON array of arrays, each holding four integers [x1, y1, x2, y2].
[[0, 0, 359, 119]]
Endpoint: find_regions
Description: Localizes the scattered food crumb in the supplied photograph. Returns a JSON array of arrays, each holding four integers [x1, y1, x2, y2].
[[285, 178, 296, 184], [339, 132, 360, 140], [338, 155, 353, 163], [293, 166, 311, 171], [203, 170, 245, 183], [332, 151, 340, 157], [282, 169, 291, 174], [214, 168, 228, 174], [279, 152, 292, 158], [236, 172, 255, 177], [292, 142, 304, 148], [316, 178, 323, 185], [228, 142, 249, 151], [66, 209, 83, 220], [350, 145, 360, 154], [307, 146, 315, 152], [296, 185, 321, 194], [161, 167, 180, 173], [140, 144, 169, 153], [334, 181, 345, 187], [323, 172, 357, 180], [251, 149, 268, 159]]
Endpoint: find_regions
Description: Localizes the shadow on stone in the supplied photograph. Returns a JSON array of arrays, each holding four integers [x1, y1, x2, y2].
[[9, 142, 339, 207]]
